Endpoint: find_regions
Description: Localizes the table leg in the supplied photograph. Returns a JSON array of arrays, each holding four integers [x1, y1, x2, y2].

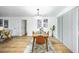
[[46, 38, 48, 52], [32, 37, 35, 52]]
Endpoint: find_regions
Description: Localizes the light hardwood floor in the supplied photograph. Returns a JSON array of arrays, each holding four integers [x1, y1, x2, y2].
[[0, 36, 72, 53], [49, 37, 72, 53]]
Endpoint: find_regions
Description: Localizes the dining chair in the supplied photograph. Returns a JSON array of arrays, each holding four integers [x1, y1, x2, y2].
[[32, 35, 48, 52], [32, 31, 49, 52], [36, 35, 45, 44]]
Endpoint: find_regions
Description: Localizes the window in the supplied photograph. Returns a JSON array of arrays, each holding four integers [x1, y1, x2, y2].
[[4, 20, 8, 28], [0, 19, 3, 27]]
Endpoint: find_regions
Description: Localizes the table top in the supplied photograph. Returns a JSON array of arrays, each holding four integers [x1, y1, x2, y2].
[[32, 32, 49, 37]]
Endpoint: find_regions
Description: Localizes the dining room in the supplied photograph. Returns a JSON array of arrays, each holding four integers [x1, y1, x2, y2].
[[0, 6, 78, 53]]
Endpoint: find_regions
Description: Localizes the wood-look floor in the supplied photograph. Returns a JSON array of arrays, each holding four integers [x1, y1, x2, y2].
[[49, 37, 72, 53], [0, 36, 72, 53]]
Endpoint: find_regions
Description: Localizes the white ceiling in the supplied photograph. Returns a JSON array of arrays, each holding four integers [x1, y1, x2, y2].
[[0, 6, 67, 17]]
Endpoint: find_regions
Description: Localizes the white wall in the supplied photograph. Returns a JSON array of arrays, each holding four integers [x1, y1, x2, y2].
[[0, 16, 57, 37], [57, 7, 78, 53], [21, 20, 25, 35], [27, 16, 57, 37], [0, 17, 24, 36], [7, 17, 22, 36], [62, 10, 73, 52]]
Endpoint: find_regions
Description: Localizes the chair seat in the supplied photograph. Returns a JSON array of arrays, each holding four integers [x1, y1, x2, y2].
[[36, 35, 45, 44]]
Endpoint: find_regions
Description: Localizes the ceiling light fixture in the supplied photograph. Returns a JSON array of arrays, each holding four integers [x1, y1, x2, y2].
[[37, 8, 39, 16], [35, 8, 42, 19], [36, 8, 43, 18]]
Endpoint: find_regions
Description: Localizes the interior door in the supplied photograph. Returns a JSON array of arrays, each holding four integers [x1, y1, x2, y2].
[[24, 20, 27, 35], [22, 20, 27, 35]]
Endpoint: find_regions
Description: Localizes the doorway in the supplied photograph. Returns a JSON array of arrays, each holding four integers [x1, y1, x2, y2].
[[22, 20, 27, 36]]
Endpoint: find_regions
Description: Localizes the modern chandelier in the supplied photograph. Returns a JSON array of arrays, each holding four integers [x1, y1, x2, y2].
[[37, 8, 40, 16], [36, 8, 44, 18], [36, 8, 47, 17]]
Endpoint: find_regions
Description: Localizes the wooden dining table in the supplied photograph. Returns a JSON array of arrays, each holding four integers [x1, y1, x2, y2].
[[32, 32, 49, 52]]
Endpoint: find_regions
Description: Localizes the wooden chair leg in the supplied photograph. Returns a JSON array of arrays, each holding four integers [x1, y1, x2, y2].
[[46, 38, 48, 52], [32, 37, 35, 52]]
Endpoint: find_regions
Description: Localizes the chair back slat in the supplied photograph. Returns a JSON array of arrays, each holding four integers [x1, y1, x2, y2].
[[36, 35, 45, 44]]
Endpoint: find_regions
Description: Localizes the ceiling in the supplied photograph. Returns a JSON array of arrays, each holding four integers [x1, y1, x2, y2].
[[0, 6, 67, 17]]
